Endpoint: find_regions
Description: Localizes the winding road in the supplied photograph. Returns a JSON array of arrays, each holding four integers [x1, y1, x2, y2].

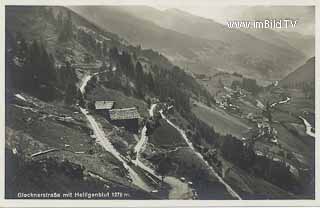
[[134, 103, 158, 159], [160, 109, 242, 200], [79, 71, 192, 197], [78, 70, 234, 199], [134, 126, 148, 163], [133, 103, 193, 199], [78, 71, 153, 191], [149, 103, 157, 117], [270, 97, 291, 108], [80, 107, 153, 191], [80, 74, 93, 94], [79, 71, 107, 94]]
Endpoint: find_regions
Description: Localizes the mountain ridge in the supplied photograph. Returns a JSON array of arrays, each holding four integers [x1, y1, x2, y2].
[[70, 6, 306, 80]]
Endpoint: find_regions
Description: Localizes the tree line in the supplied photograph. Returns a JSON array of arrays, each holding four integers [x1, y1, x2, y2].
[[6, 33, 57, 100], [231, 78, 262, 95], [95, 46, 192, 114], [6, 32, 79, 104]]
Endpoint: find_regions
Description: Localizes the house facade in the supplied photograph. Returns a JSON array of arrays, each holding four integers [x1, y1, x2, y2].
[[108, 107, 140, 133]]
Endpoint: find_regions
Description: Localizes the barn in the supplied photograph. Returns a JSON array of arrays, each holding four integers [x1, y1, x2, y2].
[[94, 101, 115, 117], [109, 107, 140, 133]]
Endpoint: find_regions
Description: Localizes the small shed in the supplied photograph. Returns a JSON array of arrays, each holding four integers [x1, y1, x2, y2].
[[109, 107, 140, 133], [94, 101, 115, 116]]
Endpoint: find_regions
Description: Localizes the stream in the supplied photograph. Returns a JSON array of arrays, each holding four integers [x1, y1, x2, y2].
[[299, 116, 315, 138]]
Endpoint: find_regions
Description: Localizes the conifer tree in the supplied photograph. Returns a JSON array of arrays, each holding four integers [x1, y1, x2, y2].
[[58, 10, 73, 42]]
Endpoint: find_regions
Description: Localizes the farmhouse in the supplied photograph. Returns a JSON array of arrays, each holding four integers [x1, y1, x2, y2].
[[109, 107, 140, 133], [94, 101, 115, 116], [167, 105, 174, 114]]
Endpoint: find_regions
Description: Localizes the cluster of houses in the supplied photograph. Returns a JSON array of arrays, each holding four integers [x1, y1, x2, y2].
[[246, 113, 265, 123], [94, 100, 140, 133], [257, 122, 278, 144], [217, 95, 241, 114], [246, 113, 278, 144], [193, 73, 211, 81], [215, 86, 245, 114]]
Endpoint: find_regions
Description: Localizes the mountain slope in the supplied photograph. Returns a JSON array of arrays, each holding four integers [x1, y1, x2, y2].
[[5, 6, 155, 198], [280, 32, 315, 58], [69, 6, 305, 80], [5, 6, 234, 199], [226, 6, 315, 58], [241, 29, 314, 58], [280, 57, 315, 88], [239, 29, 302, 54]]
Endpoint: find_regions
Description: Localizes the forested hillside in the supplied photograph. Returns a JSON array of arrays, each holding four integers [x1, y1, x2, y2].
[[280, 57, 315, 99], [6, 6, 212, 111]]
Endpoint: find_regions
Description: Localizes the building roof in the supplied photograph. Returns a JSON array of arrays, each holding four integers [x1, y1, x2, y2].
[[109, 107, 140, 120], [95, 101, 115, 110]]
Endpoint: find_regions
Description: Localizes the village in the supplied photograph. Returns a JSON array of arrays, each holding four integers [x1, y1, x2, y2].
[[192, 74, 314, 185]]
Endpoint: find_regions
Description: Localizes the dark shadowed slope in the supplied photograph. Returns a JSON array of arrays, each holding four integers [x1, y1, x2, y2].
[[280, 57, 315, 88]]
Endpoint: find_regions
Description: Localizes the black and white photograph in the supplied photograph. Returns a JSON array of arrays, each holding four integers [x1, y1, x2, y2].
[[2, 0, 318, 205]]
